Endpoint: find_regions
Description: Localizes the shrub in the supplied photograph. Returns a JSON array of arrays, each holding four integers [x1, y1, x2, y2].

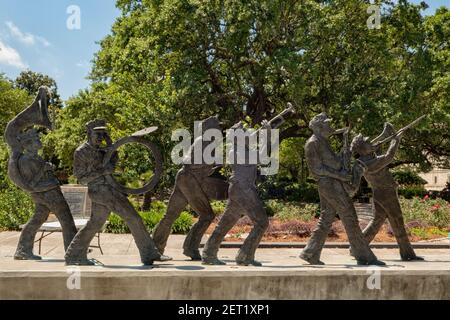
[[267, 200, 319, 222], [408, 227, 448, 240], [0, 187, 33, 231], [258, 177, 319, 202], [398, 185, 427, 199], [210, 201, 226, 215], [392, 169, 427, 186], [105, 200, 194, 234], [400, 197, 450, 229]]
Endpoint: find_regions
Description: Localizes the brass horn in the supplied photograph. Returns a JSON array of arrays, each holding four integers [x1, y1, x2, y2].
[[4, 86, 53, 192], [4, 86, 52, 151]]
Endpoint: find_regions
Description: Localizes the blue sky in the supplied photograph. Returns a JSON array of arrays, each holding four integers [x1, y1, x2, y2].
[[0, 0, 119, 100], [0, 0, 447, 101]]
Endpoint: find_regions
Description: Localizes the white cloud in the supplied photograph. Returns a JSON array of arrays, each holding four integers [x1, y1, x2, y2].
[[0, 40, 28, 68], [76, 60, 89, 68], [5, 21, 51, 47]]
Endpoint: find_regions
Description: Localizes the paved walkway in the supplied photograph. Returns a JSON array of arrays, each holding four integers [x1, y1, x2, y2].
[[1, 231, 449, 271]]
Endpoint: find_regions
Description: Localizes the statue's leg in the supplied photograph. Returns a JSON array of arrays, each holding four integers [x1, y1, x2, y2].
[[46, 188, 77, 251], [112, 192, 161, 265], [349, 200, 386, 257], [153, 186, 188, 254], [235, 190, 268, 266], [64, 202, 109, 265], [202, 200, 241, 265], [333, 183, 382, 265], [382, 191, 422, 261], [300, 196, 334, 265], [176, 172, 216, 260], [15, 201, 49, 260], [361, 202, 387, 244]]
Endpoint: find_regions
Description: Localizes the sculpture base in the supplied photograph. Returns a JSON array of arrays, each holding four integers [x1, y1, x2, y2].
[[0, 232, 448, 299]]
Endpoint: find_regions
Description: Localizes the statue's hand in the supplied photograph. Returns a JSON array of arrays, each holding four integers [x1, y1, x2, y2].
[[261, 120, 271, 130], [44, 162, 55, 171], [383, 122, 396, 136]]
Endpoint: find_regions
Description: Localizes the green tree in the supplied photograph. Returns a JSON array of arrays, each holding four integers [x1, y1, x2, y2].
[[14, 70, 63, 109], [53, 0, 449, 191]]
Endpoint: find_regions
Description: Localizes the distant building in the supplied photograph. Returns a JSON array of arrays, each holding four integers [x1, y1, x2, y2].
[[419, 168, 450, 191]]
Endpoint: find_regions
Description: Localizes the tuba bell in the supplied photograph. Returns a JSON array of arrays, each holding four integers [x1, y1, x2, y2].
[[4, 86, 53, 192], [4, 86, 52, 151]]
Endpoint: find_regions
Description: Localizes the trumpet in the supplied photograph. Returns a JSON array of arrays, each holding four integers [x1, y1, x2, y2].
[[372, 115, 426, 148], [266, 102, 296, 129]]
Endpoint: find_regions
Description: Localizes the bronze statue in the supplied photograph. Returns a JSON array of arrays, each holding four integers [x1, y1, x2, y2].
[[202, 105, 295, 266], [202, 121, 270, 266], [4, 87, 77, 260], [64, 119, 169, 265], [153, 116, 229, 260], [350, 122, 424, 261], [300, 113, 385, 265]]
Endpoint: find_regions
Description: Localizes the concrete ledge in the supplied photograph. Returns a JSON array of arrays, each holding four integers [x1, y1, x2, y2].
[[0, 269, 448, 300], [204, 241, 450, 249], [1, 233, 448, 300]]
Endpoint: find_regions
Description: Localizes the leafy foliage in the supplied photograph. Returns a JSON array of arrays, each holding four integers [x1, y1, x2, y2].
[[105, 200, 194, 234], [0, 186, 33, 231]]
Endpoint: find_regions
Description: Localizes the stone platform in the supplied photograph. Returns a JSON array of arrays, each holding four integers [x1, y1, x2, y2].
[[0, 232, 449, 299]]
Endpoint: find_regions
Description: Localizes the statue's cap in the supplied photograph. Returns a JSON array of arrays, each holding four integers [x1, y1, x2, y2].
[[309, 112, 331, 129], [93, 126, 107, 131], [198, 115, 222, 132], [86, 119, 107, 133], [350, 133, 371, 153]]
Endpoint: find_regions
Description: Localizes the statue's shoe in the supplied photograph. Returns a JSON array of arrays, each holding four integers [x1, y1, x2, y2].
[[65, 259, 96, 266], [202, 256, 226, 265], [236, 259, 263, 267], [357, 259, 386, 266], [155, 254, 173, 262], [402, 255, 424, 261], [14, 252, 42, 260], [183, 249, 202, 261], [299, 252, 324, 265]]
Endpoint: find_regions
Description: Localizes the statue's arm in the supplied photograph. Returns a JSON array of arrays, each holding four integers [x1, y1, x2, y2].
[[18, 157, 58, 192], [73, 149, 104, 184], [103, 149, 118, 174], [362, 136, 401, 172], [305, 142, 351, 182]]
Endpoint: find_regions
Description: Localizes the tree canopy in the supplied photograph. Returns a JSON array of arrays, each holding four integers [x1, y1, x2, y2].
[[2, 0, 449, 191]]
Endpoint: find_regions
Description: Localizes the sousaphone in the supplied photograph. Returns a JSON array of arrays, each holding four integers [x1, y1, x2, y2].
[[4, 86, 53, 192], [103, 127, 163, 195]]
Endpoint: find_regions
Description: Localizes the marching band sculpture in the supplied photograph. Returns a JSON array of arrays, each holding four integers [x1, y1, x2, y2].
[[64, 120, 170, 265], [4, 87, 427, 267]]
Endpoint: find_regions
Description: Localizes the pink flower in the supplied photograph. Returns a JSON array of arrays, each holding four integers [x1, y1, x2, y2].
[[423, 195, 429, 200]]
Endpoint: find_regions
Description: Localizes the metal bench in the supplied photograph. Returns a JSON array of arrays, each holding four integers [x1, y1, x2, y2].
[[20, 218, 107, 255]]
